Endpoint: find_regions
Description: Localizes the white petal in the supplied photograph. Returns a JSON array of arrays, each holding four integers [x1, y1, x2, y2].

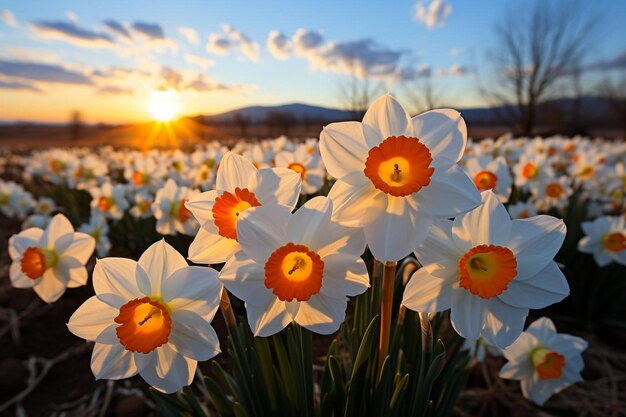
[[502, 332, 537, 361], [411, 109, 467, 162], [139, 344, 195, 393], [452, 190, 512, 247], [138, 240, 188, 296], [56, 258, 88, 288], [327, 178, 385, 228], [402, 262, 457, 313], [525, 317, 557, 342], [286, 196, 332, 247], [93, 258, 146, 300], [67, 296, 118, 341], [362, 95, 410, 147], [319, 254, 370, 298], [249, 167, 301, 209], [9, 228, 43, 260], [185, 190, 218, 226], [246, 297, 291, 337], [41, 214, 74, 250], [188, 226, 239, 265], [414, 219, 463, 265], [237, 205, 289, 263], [219, 250, 275, 307], [91, 342, 138, 380], [364, 197, 433, 262], [413, 159, 481, 218], [163, 266, 222, 321], [450, 289, 485, 341], [316, 223, 366, 259], [319, 121, 370, 180], [499, 360, 533, 381], [61, 232, 95, 264], [10, 262, 36, 288], [498, 262, 569, 309], [216, 152, 257, 192], [33, 268, 68, 303], [509, 216, 566, 280], [169, 310, 220, 361], [482, 299, 527, 348], [295, 293, 347, 335]]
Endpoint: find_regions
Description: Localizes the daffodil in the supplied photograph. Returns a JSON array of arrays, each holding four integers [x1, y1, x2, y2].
[[499, 317, 587, 406], [402, 191, 569, 348], [152, 179, 199, 236], [67, 240, 222, 393], [463, 156, 512, 202], [9, 214, 95, 303], [89, 181, 129, 220], [578, 215, 626, 266], [185, 152, 301, 265], [219, 197, 369, 336], [320, 95, 481, 262], [275, 144, 326, 194]]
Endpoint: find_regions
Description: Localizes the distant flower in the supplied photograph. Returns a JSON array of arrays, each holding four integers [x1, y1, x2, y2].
[[89, 182, 129, 220], [507, 201, 538, 219], [129, 189, 155, 219], [320, 95, 481, 262], [529, 176, 573, 212], [0, 179, 35, 219], [185, 152, 301, 264], [513, 153, 554, 191], [402, 191, 569, 348], [499, 317, 587, 406], [9, 214, 95, 303], [578, 215, 626, 266], [152, 179, 199, 236], [275, 144, 326, 194], [78, 213, 111, 257], [463, 156, 512, 202], [220, 197, 369, 336], [67, 240, 222, 393]]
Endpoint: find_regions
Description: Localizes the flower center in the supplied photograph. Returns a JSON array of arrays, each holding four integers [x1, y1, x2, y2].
[[545, 183, 563, 198], [171, 199, 191, 223], [530, 347, 565, 380], [579, 165, 594, 178], [474, 170, 498, 190], [98, 196, 115, 212], [115, 297, 172, 353], [458, 245, 517, 299], [264, 242, 324, 302], [364, 136, 434, 197], [212, 187, 262, 240], [603, 232, 626, 252], [132, 171, 149, 185], [20, 247, 58, 279], [287, 162, 307, 180], [522, 163, 538, 179]]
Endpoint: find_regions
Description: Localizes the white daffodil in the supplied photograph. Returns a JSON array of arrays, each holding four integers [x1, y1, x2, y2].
[[185, 152, 301, 265], [275, 144, 326, 194], [9, 214, 95, 303], [499, 317, 587, 406], [89, 182, 129, 220], [463, 156, 512, 202], [78, 213, 111, 257], [578, 215, 626, 266], [152, 179, 199, 236], [402, 191, 569, 348], [220, 197, 369, 336], [67, 240, 222, 394], [320, 95, 481, 262], [529, 176, 573, 212], [507, 201, 538, 219]]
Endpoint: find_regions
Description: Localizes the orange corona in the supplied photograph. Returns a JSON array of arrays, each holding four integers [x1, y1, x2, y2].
[[264, 243, 324, 302], [115, 297, 172, 353], [474, 171, 498, 190], [458, 244, 517, 298], [364, 136, 434, 197], [21, 247, 47, 279], [603, 232, 626, 252], [212, 188, 262, 240], [287, 162, 307, 180], [531, 347, 565, 380], [545, 183, 564, 198]]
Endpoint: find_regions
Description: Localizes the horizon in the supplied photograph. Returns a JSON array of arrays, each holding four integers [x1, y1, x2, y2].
[[0, 0, 625, 124]]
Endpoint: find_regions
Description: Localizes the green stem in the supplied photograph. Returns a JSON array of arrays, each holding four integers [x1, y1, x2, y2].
[[378, 260, 397, 373]]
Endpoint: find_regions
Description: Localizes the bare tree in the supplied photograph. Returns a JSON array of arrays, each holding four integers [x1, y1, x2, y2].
[[598, 76, 626, 133], [337, 72, 384, 119], [233, 113, 250, 137], [404, 72, 441, 115], [480, 1, 597, 135], [69, 110, 82, 141]]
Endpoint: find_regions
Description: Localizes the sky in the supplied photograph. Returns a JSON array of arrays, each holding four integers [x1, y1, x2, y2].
[[0, 0, 625, 123]]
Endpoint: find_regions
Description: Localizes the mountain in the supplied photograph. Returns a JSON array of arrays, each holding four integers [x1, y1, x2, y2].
[[192, 96, 617, 126]]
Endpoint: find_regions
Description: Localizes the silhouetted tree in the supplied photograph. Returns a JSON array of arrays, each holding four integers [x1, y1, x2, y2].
[[404, 72, 441, 115], [233, 113, 250, 137], [599, 76, 626, 134], [265, 111, 296, 136], [337, 72, 384, 119], [70, 110, 82, 141]]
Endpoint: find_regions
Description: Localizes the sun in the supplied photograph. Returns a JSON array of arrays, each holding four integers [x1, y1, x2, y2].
[[148, 89, 181, 122]]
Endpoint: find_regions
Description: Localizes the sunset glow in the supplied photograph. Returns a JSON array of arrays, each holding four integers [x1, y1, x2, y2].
[[148, 89, 181, 122]]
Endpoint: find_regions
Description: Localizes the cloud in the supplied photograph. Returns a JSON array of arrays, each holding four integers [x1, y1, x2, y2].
[[185, 74, 231, 92], [449, 63, 467, 76], [184, 53, 215, 69], [393, 64, 431, 81], [66, 11, 79, 23], [292, 29, 324, 55], [132, 21, 165, 39], [267, 31, 291, 60], [206, 33, 231, 55], [435, 68, 447, 77], [310, 39, 406, 79], [104, 20, 132, 40], [31, 20, 115, 48], [223, 24, 259, 61], [96, 85, 133, 95], [584, 50, 626, 72], [1, 10, 17, 27], [0, 80, 42, 92], [414, 0, 452, 29], [179, 26, 199, 45], [160, 67, 183, 89], [450, 48, 462, 57], [0, 59, 92, 84]]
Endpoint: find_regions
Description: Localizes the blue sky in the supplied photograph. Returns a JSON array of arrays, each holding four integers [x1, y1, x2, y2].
[[0, 0, 624, 123]]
